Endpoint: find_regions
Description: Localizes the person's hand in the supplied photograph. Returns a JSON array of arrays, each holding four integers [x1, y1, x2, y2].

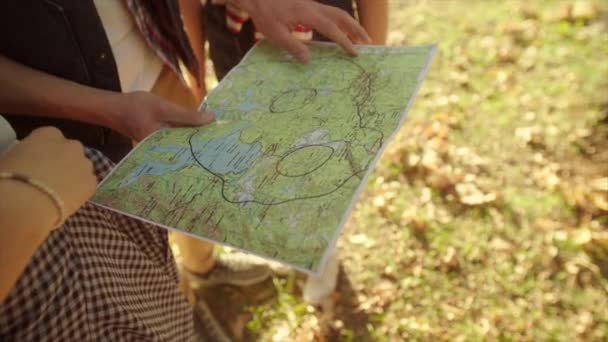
[[0, 127, 96, 219], [241, 0, 371, 63], [0, 127, 96, 301], [111, 91, 215, 141]]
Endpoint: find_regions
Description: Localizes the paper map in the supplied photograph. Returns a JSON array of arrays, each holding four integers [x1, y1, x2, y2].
[[93, 41, 435, 273]]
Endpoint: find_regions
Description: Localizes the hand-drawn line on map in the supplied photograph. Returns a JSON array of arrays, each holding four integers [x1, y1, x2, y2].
[[187, 54, 390, 206], [269, 88, 318, 113], [275, 144, 334, 178], [188, 130, 363, 206]]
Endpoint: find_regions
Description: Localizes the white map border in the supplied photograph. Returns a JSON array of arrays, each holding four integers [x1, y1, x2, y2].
[[92, 41, 437, 275]]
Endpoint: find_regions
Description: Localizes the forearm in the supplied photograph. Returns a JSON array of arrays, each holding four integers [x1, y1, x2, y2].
[[0, 180, 56, 302], [0, 55, 124, 130], [356, 0, 388, 45], [178, 0, 207, 102]]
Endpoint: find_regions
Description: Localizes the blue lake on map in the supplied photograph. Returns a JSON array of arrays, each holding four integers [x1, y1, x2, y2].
[[238, 87, 262, 111], [191, 130, 262, 175], [117, 129, 263, 188]]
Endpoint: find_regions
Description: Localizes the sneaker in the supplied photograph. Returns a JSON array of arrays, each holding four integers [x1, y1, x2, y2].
[[302, 251, 340, 305], [185, 252, 271, 288]]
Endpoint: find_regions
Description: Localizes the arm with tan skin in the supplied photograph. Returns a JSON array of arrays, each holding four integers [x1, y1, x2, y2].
[[0, 127, 96, 302], [0, 55, 214, 142], [179, 0, 207, 103], [221, 0, 371, 62], [356, 0, 388, 45], [0, 55, 125, 134]]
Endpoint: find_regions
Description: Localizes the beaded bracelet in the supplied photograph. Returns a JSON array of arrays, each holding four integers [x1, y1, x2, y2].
[[0, 171, 65, 228]]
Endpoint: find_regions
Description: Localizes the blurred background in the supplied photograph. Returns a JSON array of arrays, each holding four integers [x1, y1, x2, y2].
[[199, 0, 607, 340]]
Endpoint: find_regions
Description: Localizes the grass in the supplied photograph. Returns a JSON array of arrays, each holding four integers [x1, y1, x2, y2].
[[203, 0, 608, 340]]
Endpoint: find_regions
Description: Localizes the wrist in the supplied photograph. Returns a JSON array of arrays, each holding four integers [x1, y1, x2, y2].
[[0, 178, 57, 232], [100, 91, 127, 133]]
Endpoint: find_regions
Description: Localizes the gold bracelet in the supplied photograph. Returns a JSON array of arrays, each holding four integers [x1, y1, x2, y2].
[[0, 171, 66, 228]]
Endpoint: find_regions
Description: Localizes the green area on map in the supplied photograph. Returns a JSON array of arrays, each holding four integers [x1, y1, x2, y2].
[[93, 41, 435, 272]]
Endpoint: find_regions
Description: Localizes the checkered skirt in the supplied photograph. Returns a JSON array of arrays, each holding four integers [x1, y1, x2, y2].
[[0, 148, 193, 341]]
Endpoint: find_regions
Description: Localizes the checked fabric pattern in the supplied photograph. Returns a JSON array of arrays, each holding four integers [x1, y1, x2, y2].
[[0, 148, 193, 341]]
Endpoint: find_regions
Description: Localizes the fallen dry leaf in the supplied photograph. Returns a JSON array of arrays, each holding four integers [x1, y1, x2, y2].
[[348, 234, 377, 248], [456, 182, 497, 205]]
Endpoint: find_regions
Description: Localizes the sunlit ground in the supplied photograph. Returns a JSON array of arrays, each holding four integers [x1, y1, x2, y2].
[[197, 1, 608, 340]]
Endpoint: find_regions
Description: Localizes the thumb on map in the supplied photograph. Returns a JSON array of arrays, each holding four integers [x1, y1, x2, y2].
[[166, 103, 215, 127]]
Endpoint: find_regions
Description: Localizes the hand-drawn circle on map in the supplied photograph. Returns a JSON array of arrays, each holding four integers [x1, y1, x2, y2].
[[269, 88, 317, 113], [276, 144, 334, 177]]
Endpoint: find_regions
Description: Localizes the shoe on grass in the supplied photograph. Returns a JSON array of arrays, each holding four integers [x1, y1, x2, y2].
[[184, 252, 271, 288], [303, 251, 340, 305]]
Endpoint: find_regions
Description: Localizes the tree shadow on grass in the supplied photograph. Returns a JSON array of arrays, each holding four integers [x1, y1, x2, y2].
[[194, 277, 277, 341], [325, 264, 374, 341], [192, 263, 375, 341]]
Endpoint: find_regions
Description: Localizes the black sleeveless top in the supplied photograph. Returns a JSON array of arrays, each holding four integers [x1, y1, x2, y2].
[[0, 0, 131, 162]]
